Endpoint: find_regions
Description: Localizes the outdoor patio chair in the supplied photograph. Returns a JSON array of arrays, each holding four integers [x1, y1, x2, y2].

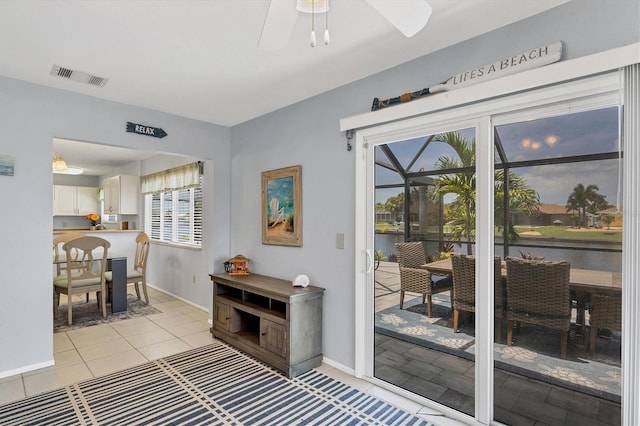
[[451, 254, 504, 342], [505, 257, 571, 359], [395, 242, 452, 317], [588, 293, 622, 354]]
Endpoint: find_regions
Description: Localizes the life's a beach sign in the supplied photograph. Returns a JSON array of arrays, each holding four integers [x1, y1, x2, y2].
[[436, 41, 563, 91], [126, 122, 168, 138], [371, 42, 563, 111]]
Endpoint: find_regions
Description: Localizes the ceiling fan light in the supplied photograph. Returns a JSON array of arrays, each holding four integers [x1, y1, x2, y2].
[[296, 0, 329, 14]]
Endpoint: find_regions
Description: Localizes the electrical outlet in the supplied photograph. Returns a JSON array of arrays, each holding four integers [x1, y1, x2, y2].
[[336, 233, 344, 249]]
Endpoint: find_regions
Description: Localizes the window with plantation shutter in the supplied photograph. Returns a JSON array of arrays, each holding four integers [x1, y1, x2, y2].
[[144, 163, 202, 248]]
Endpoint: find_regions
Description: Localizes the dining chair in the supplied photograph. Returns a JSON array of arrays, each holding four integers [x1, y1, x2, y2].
[[395, 242, 452, 317], [588, 293, 622, 354], [106, 232, 150, 304], [53, 232, 86, 276], [450, 254, 504, 341], [53, 232, 90, 301], [505, 257, 571, 358], [53, 236, 110, 325]]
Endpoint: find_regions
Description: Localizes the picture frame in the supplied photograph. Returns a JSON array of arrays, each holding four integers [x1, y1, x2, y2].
[[0, 155, 15, 176], [262, 165, 302, 246]]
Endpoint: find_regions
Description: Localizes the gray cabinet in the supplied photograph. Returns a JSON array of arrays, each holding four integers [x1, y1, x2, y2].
[[210, 273, 324, 378]]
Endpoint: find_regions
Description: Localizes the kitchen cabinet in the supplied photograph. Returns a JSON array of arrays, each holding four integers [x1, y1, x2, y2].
[[103, 175, 139, 214], [53, 185, 98, 216], [210, 273, 324, 378]]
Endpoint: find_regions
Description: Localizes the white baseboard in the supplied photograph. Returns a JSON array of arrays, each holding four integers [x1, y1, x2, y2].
[[321, 356, 355, 376], [0, 359, 55, 379], [147, 283, 209, 313]]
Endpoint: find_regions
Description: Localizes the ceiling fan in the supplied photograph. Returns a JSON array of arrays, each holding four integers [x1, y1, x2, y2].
[[258, 0, 432, 50]]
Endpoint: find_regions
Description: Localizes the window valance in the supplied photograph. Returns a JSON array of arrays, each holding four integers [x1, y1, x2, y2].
[[141, 161, 202, 195]]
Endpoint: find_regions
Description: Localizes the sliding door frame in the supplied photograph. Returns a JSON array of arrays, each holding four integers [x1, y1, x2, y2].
[[352, 66, 635, 425]]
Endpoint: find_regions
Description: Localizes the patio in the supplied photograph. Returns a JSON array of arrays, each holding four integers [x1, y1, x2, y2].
[[373, 261, 621, 425]]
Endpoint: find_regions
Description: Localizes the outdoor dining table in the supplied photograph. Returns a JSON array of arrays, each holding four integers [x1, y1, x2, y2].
[[54, 253, 128, 313], [422, 258, 622, 294], [422, 257, 622, 335]]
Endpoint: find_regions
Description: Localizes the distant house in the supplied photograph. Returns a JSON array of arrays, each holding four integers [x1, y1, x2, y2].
[[513, 204, 624, 228], [512, 203, 578, 227]]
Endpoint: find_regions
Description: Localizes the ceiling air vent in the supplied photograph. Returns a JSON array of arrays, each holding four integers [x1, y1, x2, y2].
[[50, 64, 108, 88]]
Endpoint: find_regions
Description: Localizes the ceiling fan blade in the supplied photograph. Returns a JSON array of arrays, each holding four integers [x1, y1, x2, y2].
[[258, 0, 299, 50], [366, 0, 432, 38]]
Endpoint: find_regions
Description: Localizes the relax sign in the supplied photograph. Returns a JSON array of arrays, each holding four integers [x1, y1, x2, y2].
[[126, 121, 168, 138]]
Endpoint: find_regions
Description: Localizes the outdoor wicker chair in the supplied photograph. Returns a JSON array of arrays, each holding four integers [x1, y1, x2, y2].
[[589, 293, 622, 354], [505, 257, 571, 359], [395, 242, 452, 317], [451, 254, 504, 341]]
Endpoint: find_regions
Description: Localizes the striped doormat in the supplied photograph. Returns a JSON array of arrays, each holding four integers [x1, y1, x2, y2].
[[0, 341, 436, 425]]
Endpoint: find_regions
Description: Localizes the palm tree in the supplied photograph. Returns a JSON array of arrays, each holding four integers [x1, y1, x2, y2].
[[494, 169, 540, 242], [431, 132, 540, 254], [565, 183, 610, 227], [430, 132, 476, 254]]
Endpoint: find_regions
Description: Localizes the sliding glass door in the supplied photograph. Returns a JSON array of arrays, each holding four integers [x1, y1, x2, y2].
[[372, 125, 478, 416], [492, 105, 622, 425], [357, 71, 627, 424]]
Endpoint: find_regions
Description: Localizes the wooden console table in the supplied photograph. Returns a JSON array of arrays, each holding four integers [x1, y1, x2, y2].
[[209, 273, 325, 378]]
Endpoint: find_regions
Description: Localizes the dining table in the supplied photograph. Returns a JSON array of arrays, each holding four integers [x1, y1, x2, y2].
[[422, 258, 622, 294], [423, 257, 622, 335], [54, 253, 128, 313]]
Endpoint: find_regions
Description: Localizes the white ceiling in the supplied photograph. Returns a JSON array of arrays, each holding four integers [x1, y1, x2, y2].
[[1, 0, 568, 174]]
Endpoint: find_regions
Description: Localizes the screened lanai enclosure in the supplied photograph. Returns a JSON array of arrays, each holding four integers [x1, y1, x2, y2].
[[373, 105, 623, 424]]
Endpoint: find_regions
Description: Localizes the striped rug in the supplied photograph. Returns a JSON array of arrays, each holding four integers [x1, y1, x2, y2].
[[0, 341, 436, 425]]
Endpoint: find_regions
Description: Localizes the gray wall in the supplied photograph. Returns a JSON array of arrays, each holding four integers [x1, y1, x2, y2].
[[0, 77, 230, 375], [230, 0, 640, 369], [0, 0, 637, 376]]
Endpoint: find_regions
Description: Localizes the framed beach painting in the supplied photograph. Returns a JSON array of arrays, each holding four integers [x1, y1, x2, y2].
[[0, 155, 15, 176], [262, 165, 302, 246]]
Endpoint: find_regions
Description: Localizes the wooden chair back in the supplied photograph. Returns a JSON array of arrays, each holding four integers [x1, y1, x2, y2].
[[133, 232, 150, 275], [53, 232, 86, 276], [55, 236, 111, 325]]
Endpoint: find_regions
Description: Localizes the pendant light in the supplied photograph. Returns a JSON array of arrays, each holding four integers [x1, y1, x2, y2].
[[52, 155, 68, 171], [52, 154, 83, 175]]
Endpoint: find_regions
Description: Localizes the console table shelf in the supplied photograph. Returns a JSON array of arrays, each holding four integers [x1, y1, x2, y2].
[[209, 273, 324, 378]]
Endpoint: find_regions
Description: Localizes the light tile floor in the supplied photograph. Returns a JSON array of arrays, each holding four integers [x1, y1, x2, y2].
[[0, 286, 463, 426]]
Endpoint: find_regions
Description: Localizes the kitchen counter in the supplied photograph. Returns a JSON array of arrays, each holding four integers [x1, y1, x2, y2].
[[53, 229, 142, 235]]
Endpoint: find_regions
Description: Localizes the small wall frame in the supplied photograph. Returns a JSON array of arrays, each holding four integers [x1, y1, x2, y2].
[[261, 165, 302, 246]]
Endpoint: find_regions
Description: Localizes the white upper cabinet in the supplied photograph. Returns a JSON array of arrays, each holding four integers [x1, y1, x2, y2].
[[53, 185, 98, 216], [103, 175, 139, 215]]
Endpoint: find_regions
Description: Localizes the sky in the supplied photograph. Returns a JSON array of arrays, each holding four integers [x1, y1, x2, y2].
[[375, 106, 622, 208]]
